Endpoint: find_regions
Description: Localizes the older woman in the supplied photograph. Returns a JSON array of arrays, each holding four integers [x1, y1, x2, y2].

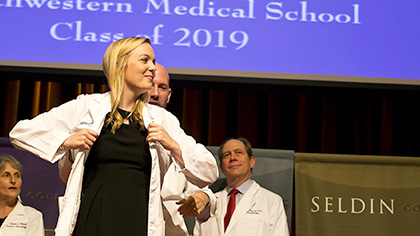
[[0, 155, 44, 236], [9, 37, 218, 236]]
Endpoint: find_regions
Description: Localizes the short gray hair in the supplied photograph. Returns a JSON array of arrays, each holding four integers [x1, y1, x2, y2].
[[0, 155, 23, 175]]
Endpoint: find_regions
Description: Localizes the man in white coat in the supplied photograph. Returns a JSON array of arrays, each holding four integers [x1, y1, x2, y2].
[[194, 138, 290, 236], [148, 63, 214, 236]]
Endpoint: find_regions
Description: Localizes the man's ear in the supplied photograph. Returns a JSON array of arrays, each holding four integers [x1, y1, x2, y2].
[[250, 156, 256, 169], [167, 88, 172, 104]]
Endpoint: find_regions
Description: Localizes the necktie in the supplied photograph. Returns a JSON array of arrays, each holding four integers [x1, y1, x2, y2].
[[224, 188, 239, 231]]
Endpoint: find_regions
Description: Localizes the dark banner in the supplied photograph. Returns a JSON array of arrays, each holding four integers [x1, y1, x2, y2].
[[295, 153, 420, 236]]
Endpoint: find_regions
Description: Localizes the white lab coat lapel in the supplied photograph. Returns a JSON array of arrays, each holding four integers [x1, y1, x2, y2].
[[224, 181, 259, 235], [215, 188, 228, 235], [142, 103, 160, 179], [56, 93, 111, 236], [142, 103, 167, 234], [85, 92, 112, 133], [142, 103, 153, 128], [143, 104, 172, 180], [2, 201, 25, 229]]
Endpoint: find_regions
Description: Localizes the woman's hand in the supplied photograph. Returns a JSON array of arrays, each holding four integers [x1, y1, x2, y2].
[[146, 123, 179, 151], [146, 123, 184, 167], [62, 129, 98, 150]]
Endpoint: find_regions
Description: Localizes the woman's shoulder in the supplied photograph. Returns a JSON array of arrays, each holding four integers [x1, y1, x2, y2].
[[145, 103, 176, 119], [144, 103, 180, 129], [65, 92, 111, 110], [75, 91, 110, 102], [17, 202, 43, 218]]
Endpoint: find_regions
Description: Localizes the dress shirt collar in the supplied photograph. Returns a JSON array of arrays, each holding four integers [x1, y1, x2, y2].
[[227, 178, 252, 195]]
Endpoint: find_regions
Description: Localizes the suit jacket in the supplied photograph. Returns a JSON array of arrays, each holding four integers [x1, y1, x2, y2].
[[194, 180, 289, 236]]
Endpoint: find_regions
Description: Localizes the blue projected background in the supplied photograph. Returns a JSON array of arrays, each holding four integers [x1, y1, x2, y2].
[[0, 0, 419, 84]]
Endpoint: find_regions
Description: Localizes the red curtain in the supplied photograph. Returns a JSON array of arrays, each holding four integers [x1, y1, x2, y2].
[[1, 76, 420, 157]]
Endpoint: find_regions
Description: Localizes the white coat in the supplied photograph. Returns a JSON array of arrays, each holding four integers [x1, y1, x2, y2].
[[161, 164, 215, 236], [9, 92, 218, 236], [0, 201, 44, 236], [194, 181, 289, 236]]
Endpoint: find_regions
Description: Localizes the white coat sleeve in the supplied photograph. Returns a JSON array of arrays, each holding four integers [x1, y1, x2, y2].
[[195, 188, 217, 224], [184, 180, 214, 202], [162, 110, 218, 188], [184, 181, 217, 216], [9, 95, 87, 163]]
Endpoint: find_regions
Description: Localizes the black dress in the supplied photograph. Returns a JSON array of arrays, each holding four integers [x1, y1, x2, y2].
[[73, 109, 152, 236]]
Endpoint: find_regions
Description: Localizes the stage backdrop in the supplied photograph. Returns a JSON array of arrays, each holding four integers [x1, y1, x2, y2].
[[295, 153, 420, 236], [0, 138, 294, 234]]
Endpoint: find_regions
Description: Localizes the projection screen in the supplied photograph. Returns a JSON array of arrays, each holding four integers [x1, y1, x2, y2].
[[1, 0, 419, 85]]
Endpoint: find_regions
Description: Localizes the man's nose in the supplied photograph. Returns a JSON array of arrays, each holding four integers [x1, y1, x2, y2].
[[149, 86, 159, 97]]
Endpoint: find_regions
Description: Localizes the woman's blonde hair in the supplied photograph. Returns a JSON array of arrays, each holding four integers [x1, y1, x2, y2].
[[102, 37, 151, 133]]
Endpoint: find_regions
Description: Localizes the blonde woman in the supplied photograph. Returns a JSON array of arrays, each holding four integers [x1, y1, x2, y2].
[[9, 37, 218, 236]]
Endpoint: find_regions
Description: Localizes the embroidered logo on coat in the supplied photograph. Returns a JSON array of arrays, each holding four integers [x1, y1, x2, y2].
[[5, 222, 27, 229], [80, 121, 93, 125], [247, 209, 263, 214]]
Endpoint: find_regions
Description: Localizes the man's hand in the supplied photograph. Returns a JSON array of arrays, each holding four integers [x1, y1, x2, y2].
[[177, 191, 210, 218]]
